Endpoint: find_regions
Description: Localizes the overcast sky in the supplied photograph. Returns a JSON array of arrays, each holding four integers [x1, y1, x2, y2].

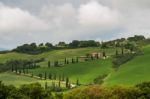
[[0, 0, 150, 49]]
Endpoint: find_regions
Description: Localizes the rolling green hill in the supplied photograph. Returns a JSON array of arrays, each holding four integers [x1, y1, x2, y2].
[[104, 44, 150, 86], [0, 47, 115, 86], [0, 47, 116, 67], [0, 45, 150, 87], [29, 59, 112, 84]]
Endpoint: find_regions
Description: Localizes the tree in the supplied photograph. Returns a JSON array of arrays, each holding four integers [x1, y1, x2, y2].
[[45, 42, 53, 48], [39, 43, 44, 47], [91, 56, 94, 60], [57, 42, 67, 47], [127, 35, 145, 41], [48, 61, 51, 68], [116, 49, 118, 56], [48, 73, 52, 79], [19, 70, 21, 74], [121, 46, 124, 55], [76, 57, 79, 63], [66, 77, 69, 88], [58, 75, 61, 87], [64, 58, 67, 64], [30, 43, 37, 49], [96, 54, 99, 59], [102, 51, 106, 57], [76, 78, 79, 86], [66, 60, 69, 64], [69, 40, 80, 47], [54, 61, 59, 67], [72, 58, 74, 63], [101, 42, 108, 48], [39, 73, 42, 79]]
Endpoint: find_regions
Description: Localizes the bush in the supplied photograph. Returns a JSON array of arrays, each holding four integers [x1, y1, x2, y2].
[[93, 74, 108, 84], [112, 53, 135, 68], [135, 82, 150, 99], [64, 82, 150, 99]]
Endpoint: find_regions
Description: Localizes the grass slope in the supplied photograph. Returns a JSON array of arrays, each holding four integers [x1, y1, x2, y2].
[[0, 47, 116, 67], [29, 59, 112, 84], [104, 44, 150, 86], [0, 47, 115, 86], [0, 72, 65, 87]]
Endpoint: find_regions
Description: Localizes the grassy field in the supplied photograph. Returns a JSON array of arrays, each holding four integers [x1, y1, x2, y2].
[[0, 47, 115, 86], [1, 45, 150, 87], [0, 47, 116, 67], [0, 72, 66, 87], [29, 59, 112, 84], [104, 44, 150, 86]]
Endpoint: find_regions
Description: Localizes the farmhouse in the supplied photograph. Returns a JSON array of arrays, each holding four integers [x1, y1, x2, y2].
[[90, 52, 103, 58]]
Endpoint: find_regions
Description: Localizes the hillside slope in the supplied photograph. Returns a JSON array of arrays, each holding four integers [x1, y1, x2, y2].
[[104, 44, 150, 86], [0, 47, 116, 67], [0, 47, 115, 86]]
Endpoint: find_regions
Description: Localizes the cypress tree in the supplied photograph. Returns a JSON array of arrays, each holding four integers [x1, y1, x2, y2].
[[91, 56, 94, 60], [49, 73, 52, 79], [76, 57, 79, 63], [66, 77, 69, 88], [54, 61, 59, 67], [96, 54, 99, 59], [121, 47, 124, 55], [116, 49, 118, 56], [72, 58, 74, 63], [39, 73, 42, 79], [58, 75, 61, 87], [64, 58, 67, 64], [103, 51, 106, 57], [19, 69, 21, 74], [66, 60, 69, 64]]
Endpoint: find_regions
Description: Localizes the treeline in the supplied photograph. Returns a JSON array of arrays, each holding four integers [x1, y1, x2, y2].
[[101, 35, 150, 49], [0, 81, 150, 99], [0, 58, 44, 72], [2, 35, 149, 55], [12, 40, 100, 54], [47, 54, 104, 67]]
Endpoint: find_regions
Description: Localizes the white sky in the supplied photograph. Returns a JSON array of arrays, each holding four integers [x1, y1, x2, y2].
[[0, 0, 150, 49]]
